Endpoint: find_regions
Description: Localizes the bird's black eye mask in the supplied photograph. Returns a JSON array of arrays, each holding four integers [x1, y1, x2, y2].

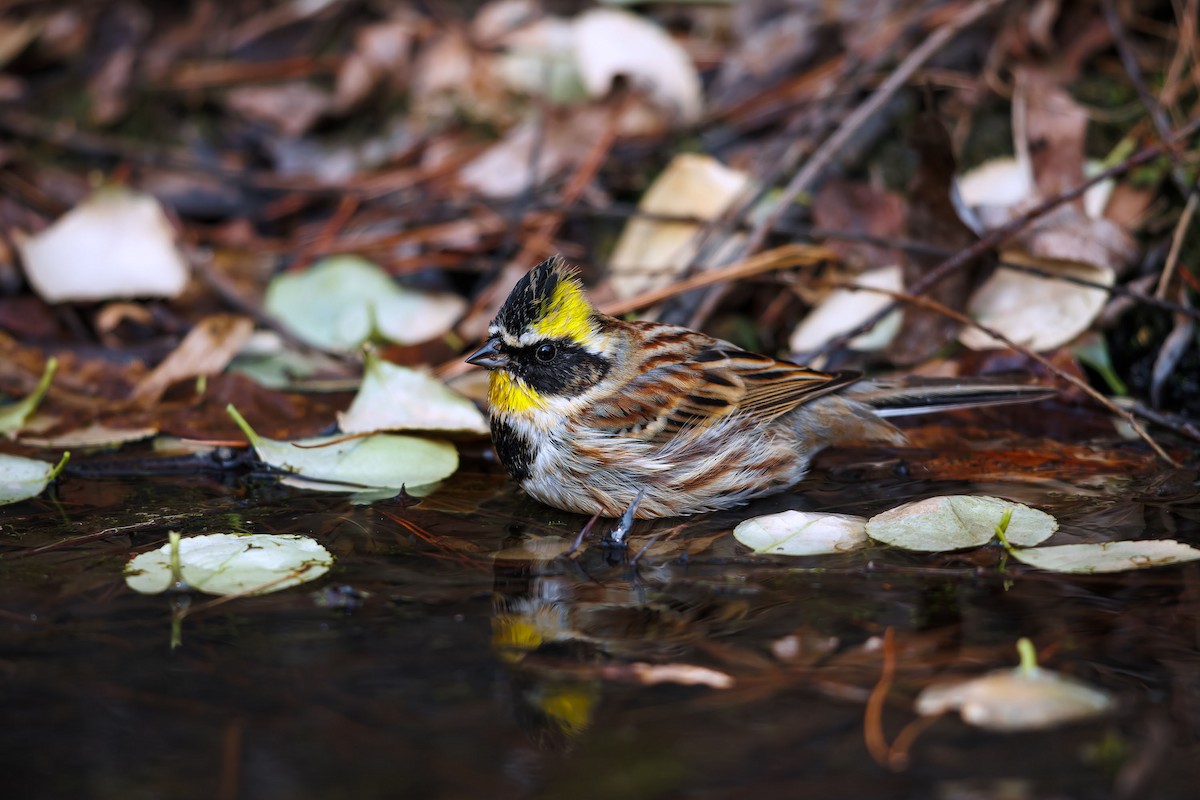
[[503, 338, 610, 396]]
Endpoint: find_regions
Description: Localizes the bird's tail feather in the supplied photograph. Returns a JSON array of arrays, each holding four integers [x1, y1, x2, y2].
[[848, 376, 1055, 418]]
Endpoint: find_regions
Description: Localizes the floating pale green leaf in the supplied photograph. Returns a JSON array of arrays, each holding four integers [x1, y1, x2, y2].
[[1010, 540, 1200, 573], [0, 357, 57, 434], [338, 350, 488, 435], [916, 638, 1114, 731], [276, 474, 441, 502], [227, 404, 457, 490], [0, 451, 70, 505], [124, 533, 333, 596], [866, 495, 1056, 552], [734, 511, 869, 556], [264, 255, 465, 351]]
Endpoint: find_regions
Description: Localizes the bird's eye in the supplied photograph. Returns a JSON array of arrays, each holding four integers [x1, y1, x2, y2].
[[535, 343, 557, 362]]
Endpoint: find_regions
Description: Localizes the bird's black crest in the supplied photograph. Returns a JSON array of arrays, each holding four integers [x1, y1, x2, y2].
[[495, 256, 568, 335]]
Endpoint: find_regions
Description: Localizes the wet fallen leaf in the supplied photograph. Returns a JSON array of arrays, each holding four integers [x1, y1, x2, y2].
[[20, 422, 158, 449], [338, 350, 487, 435], [130, 315, 255, 406], [1010, 540, 1200, 573], [734, 510, 869, 556], [812, 180, 905, 269], [264, 255, 465, 351], [0, 451, 69, 505], [0, 356, 55, 435], [866, 495, 1057, 552], [916, 639, 1114, 731], [228, 404, 458, 491], [17, 187, 190, 302], [124, 532, 333, 596]]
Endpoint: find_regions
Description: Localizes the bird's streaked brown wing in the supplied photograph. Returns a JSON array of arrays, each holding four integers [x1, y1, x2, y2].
[[690, 346, 860, 422], [584, 329, 859, 443]]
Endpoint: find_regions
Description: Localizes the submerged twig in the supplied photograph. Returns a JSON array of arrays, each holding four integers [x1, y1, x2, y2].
[[864, 627, 898, 769]]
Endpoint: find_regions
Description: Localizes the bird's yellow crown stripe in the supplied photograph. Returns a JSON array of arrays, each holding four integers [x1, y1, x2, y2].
[[532, 277, 594, 344]]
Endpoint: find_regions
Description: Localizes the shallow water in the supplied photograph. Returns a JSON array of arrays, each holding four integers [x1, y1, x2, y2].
[[3, 416, 1200, 799]]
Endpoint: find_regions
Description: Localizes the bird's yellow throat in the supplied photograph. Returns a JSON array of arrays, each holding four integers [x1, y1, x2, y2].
[[488, 371, 545, 414]]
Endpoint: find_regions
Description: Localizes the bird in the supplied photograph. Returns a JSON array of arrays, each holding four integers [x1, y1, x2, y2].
[[466, 256, 1053, 519]]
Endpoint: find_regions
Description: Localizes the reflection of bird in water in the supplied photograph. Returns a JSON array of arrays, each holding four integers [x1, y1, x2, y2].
[[489, 517, 759, 748]]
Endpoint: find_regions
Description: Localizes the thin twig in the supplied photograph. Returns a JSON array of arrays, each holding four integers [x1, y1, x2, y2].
[[815, 114, 1200, 359], [599, 244, 838, 317], [1157, 190, 1199, 299], [558, 203, 1200, 322], [1102, 0, 1192, 194], [844, 282, 1181, 466]]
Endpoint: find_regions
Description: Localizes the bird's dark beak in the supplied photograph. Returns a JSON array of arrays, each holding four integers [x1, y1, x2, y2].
[[465, 337, 508, 369]]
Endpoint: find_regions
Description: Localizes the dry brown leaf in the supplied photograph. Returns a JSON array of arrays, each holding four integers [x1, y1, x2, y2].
[[0, 17, 43, 69], [1017, 206, 1137, 275], [1020, 67, 1088, 206], [87, 4, 150, 125], [333, 16, 416, 113], [225, 82, 331, 138], [457, 111, 596, 199], [130, 314, 254, 407], [887, 114, 991, 365], [812, 179, 904, 269]]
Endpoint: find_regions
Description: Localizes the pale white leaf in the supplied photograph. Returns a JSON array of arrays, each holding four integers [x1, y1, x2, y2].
[[18, 188, 189, 302], [960, 251, 1114, 352], [789, 265, 903, 353], [339, 351, 487, 435], [866, 495, 1057, 552], [734, 510, 869, 556], [608, 153, 752, 299], [917, 667, 1114, 731], [608, 662, 735, 689], [496, 16, 586, 103], [228, 405, 458, 490], [0, 451, 70, 505], [124, 533, 333, 596], [1010, 540, 1200, 573], [573, 8, 701, 122]]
